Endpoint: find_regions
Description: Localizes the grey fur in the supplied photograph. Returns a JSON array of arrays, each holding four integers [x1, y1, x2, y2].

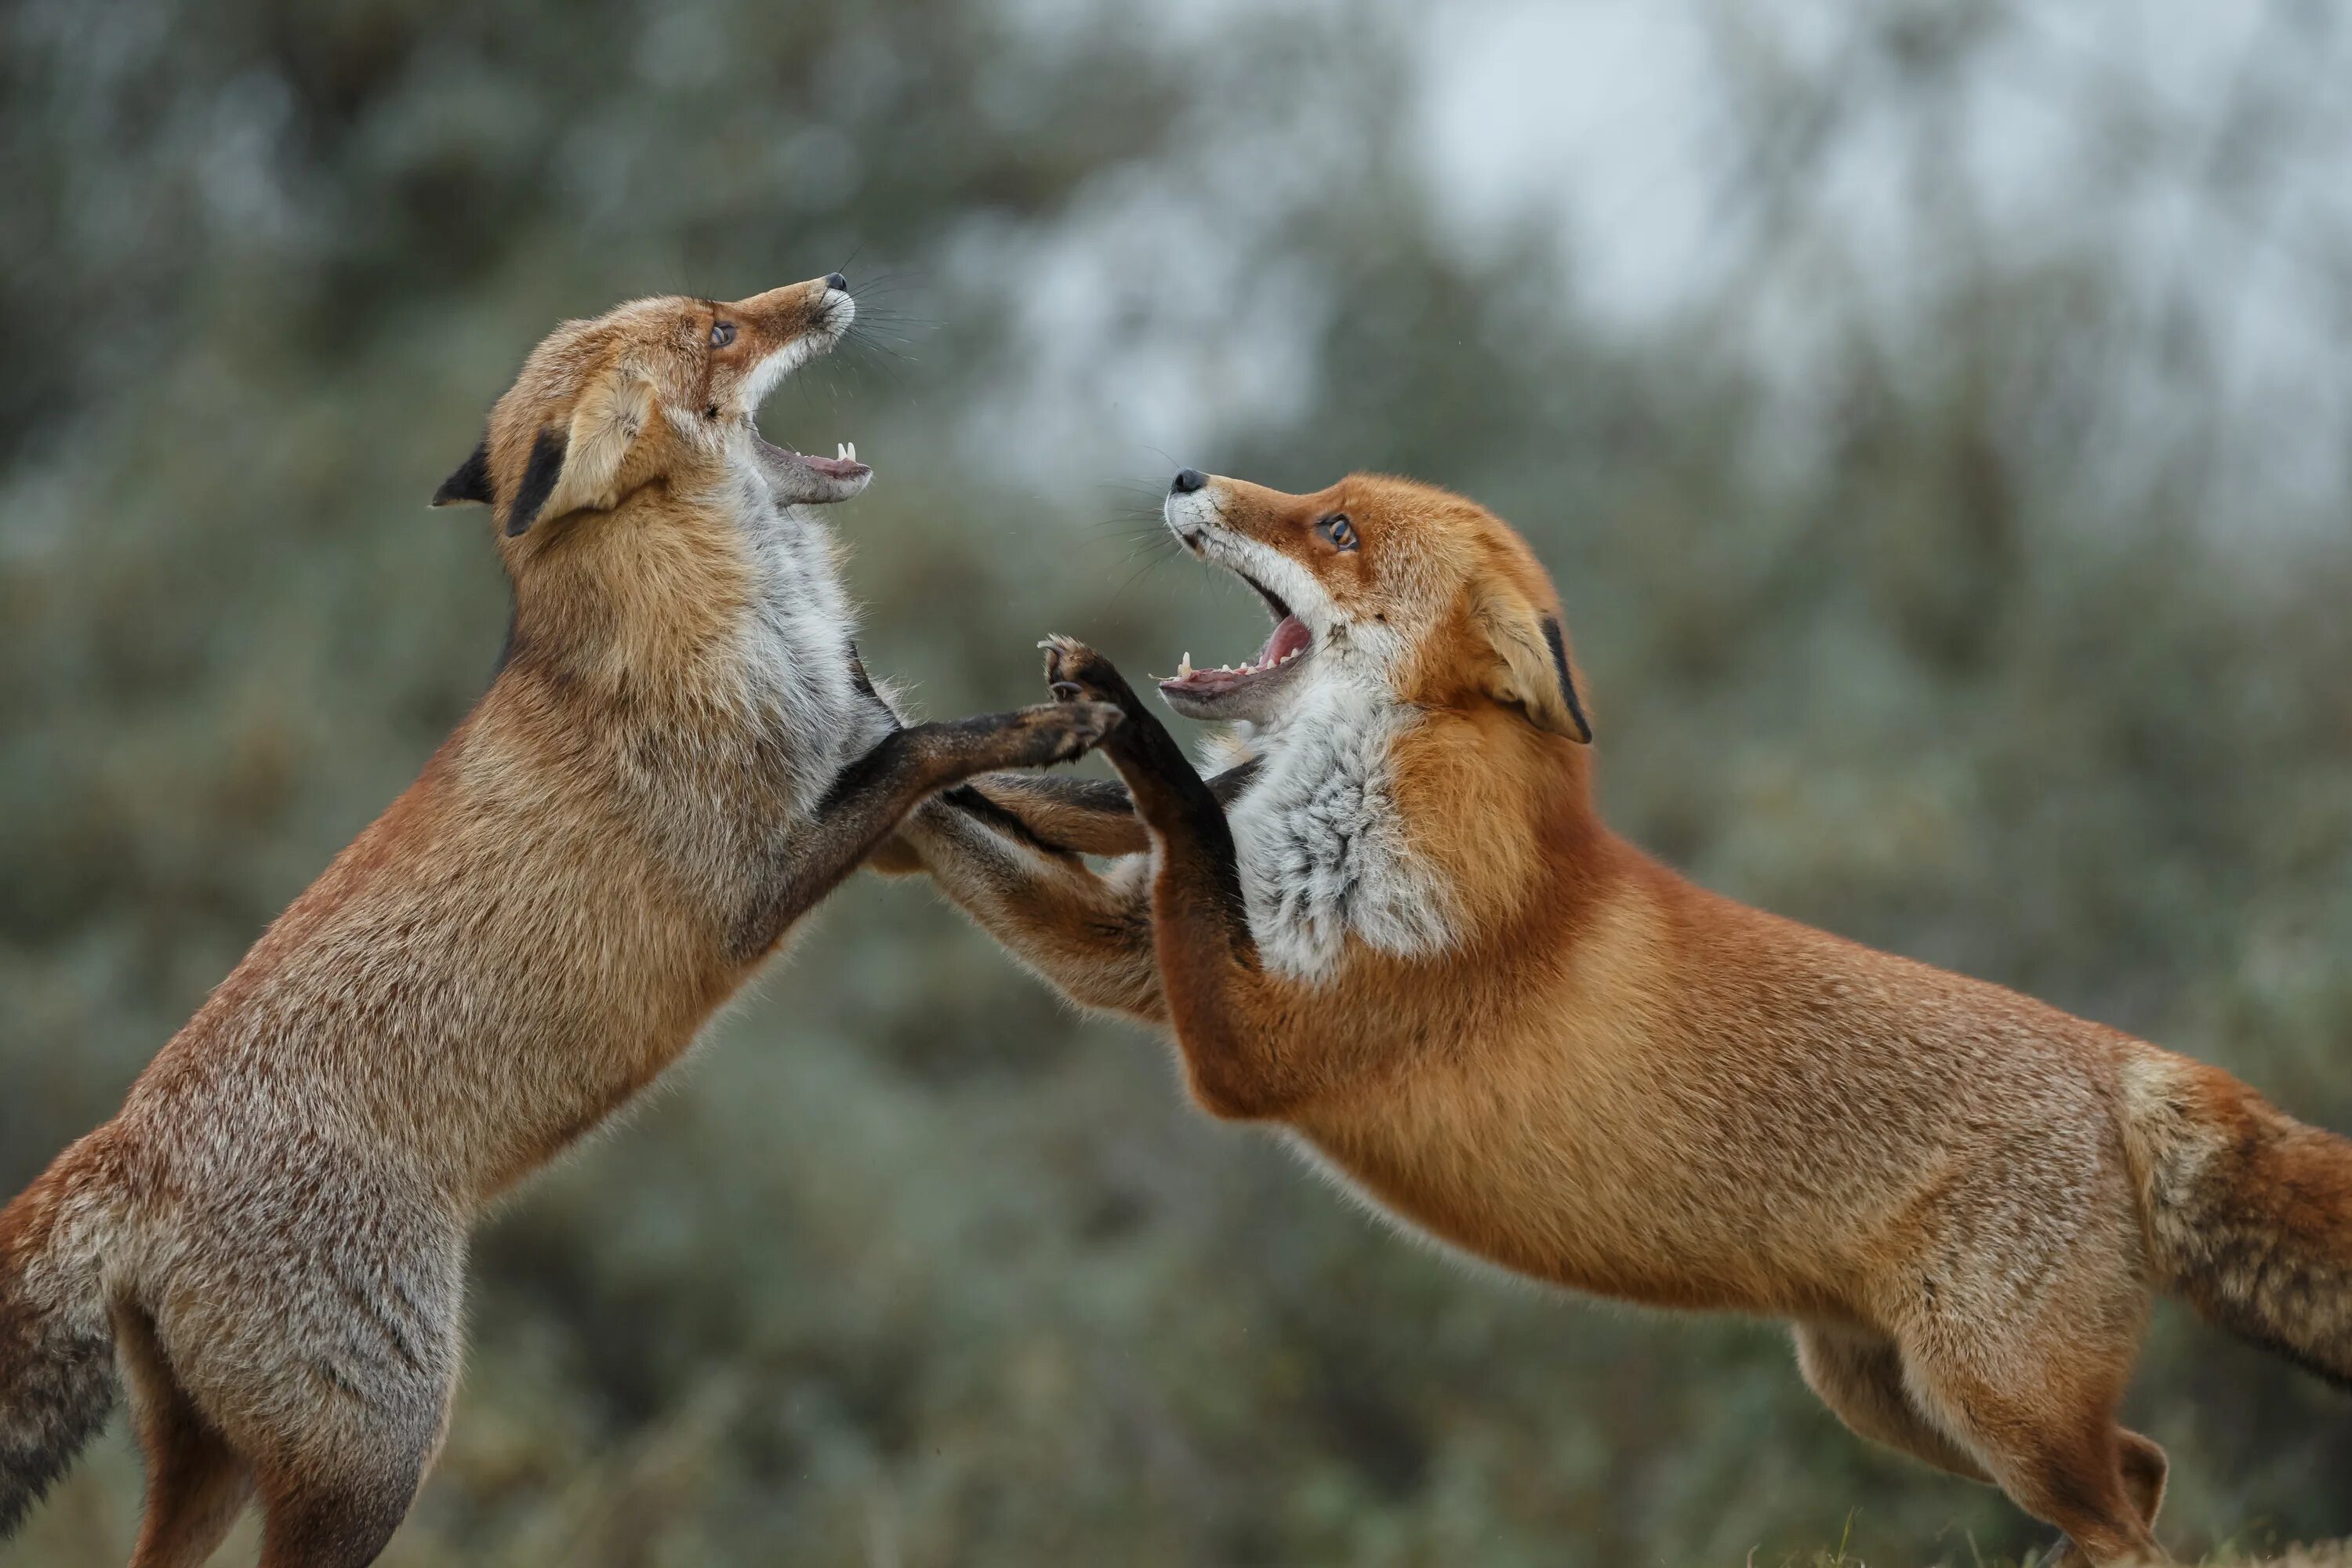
[[0, 1193, 117, 1537]]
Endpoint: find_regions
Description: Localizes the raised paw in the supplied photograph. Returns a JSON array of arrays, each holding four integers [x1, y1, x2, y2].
[[1002, 699, 1125, 769], [1037, 634, 1145, 715]]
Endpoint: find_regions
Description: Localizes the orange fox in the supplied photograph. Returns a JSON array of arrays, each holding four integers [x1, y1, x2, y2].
[[897, 467, 2352, 1565], [0, 278, 1120, 1568]]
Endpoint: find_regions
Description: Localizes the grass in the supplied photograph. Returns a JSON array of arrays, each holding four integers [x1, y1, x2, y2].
[[1778, 1539, 2352, 1568]]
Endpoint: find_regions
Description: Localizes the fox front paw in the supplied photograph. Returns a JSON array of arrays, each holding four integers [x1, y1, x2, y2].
[[1002, 699, 1125, 768], [1038, 635, 1145, 715]]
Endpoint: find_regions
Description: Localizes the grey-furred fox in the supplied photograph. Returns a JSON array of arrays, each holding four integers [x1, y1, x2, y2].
[[0, 278, 1120, 1568]]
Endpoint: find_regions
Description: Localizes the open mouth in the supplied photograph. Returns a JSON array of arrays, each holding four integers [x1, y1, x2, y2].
[[746, 292, 868, 505], [753, 435, 872, 506], [1157, 575, 1313, 719], [790, 440, 868, 482]]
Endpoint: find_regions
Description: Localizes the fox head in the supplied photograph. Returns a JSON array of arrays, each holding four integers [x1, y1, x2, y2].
[[430, 275, 869, 543], [1156, 470, 1592, 743]]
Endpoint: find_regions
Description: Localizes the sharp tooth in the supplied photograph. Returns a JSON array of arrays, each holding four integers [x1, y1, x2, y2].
[[1179, 652, 1193, 677], [836, 442, 848, 461], [846, 441, 857, 463]]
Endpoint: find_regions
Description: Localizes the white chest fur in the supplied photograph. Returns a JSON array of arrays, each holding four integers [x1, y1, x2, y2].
[[728, 466, 889, 815], [1226, 676, 1459, 982]]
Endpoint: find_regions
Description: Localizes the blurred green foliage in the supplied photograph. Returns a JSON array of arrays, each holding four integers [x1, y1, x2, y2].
[[4, 0, 2349, 1563]]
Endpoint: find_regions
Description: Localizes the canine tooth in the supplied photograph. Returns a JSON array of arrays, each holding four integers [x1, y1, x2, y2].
[[846, 441, 857, 463], [1179, 652, 1193, 677], [836, 442, 848, 461]]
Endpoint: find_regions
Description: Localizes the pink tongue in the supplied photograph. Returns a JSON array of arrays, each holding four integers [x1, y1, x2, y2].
[[1161, 615, 1312, 692], [1258, 615, 1310, 667]]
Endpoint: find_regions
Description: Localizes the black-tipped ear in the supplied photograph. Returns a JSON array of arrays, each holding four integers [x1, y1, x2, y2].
[[1541, 615, 1594, 743], [504, 429, 566, 537], [431, 440, 492, 508]]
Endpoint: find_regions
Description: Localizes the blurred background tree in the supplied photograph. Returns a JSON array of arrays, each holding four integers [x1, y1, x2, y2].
[[4, 0, 2349, 1563]]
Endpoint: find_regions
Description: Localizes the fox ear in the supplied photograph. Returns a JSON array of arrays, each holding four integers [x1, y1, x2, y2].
[[1474, 590, 1592, 742], [504, 372, 655, 538], [431, 440, 492, 508], [503, 430, 565, 536]]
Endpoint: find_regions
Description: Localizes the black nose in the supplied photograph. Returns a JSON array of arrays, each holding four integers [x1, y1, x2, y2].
[[1171, 467, 1207, 495], [824, 272, 848, 292]]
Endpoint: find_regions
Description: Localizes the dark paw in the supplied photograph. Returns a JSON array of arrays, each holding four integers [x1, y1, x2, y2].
[[1039, 634, 1145, 715], [1006, 699, 1124, 768]]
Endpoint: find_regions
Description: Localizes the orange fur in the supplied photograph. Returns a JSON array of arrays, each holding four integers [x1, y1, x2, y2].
[[914, 470, 2352, 1566]]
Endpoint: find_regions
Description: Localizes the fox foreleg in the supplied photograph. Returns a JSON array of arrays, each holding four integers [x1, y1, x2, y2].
[[891, 785, 1167, 1018], [1037, 637, 1316, 1118], [730, 702, 1120, 960]]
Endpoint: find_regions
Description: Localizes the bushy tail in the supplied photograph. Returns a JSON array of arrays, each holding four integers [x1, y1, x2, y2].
[[2121, 1049, 2352, 1388], [0, 1160, 118, 1540]]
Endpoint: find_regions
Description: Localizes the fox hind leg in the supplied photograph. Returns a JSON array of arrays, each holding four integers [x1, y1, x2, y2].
[[1792, 1323, 1992, 1484], [255, 1469, 428, 1568], [150, 1192, 464, 1568], [119, 1307, 252, 1568], [1789, 1325, 2169, 1566], [2118, 1430, 2169, 1527], [169, 1330, 449, 1568], [1897, 1341, 2168, 1565], [244, 1315, 452, 1568], [245, 1267, 458, 1568], [130, 1414, 251, 1568]]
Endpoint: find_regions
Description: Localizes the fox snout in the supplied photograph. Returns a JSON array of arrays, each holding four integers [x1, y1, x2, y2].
[[1161, 466, 1235, 548], [1163, 467, 1223, 552], [1158, 471, 1338, 587], [712, 274, 856, 419], [1159, 470, 1313, 550]]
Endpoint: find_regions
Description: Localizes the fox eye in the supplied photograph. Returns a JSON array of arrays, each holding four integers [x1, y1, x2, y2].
[[709, 321, 737, 349], [1316, 513, 1358, 552]]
